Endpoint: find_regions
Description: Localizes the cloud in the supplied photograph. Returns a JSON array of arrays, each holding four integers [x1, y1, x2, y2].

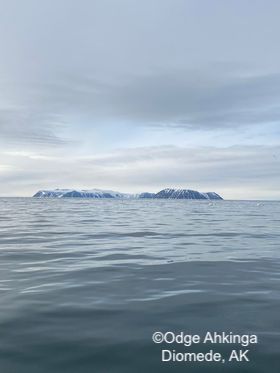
[[85, 70, 280, 129], [0, 0, 280, 145], [1, 145, 279, 199], [0, 0, 280, 198], [3, 68, 279, 145], [0, 106, 68, 147]]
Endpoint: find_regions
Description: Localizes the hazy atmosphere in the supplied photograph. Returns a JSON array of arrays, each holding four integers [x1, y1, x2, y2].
[[0, 0, 280, 199]]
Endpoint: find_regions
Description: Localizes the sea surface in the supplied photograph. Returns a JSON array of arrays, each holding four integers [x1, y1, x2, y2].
[[0, 198, 279, 372]]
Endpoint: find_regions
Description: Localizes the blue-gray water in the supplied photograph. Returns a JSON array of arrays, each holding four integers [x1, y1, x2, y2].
[[0, 198, 279, 372]]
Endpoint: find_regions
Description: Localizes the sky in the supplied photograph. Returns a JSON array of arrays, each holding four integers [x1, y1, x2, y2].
[[0, 0, 280, 199]]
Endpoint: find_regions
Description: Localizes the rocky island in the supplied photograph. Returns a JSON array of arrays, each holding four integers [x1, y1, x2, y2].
[[33, 188, 223, 200]]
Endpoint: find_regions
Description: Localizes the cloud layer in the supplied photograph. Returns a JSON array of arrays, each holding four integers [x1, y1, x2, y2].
[[1, 145, 279, 199], [0, 0, 280, 198]]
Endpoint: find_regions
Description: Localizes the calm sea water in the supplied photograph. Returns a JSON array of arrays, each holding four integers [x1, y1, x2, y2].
[[0, 198, 279, 372]]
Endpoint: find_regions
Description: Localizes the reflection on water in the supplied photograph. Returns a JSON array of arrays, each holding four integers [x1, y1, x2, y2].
[[0, 198, 279, 372]]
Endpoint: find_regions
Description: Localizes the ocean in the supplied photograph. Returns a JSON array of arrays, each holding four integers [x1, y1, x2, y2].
[[0, 198, 279, 372]]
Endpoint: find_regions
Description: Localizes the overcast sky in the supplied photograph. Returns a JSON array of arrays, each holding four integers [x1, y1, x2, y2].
[[0, 0, 280, 199]]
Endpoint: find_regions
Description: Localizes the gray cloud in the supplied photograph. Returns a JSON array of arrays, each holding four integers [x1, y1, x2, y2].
[[0, 0, 280, 142], [0, 107, 67, 146], [3, 69, 279, 140], [71, 70, 280, 129], [0, 0, 280, 197]]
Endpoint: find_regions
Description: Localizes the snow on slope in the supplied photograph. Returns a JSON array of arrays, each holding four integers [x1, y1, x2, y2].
[[33, 189, 133, 199], [154, 188, 223, 200], [33, 188, 223, 200]]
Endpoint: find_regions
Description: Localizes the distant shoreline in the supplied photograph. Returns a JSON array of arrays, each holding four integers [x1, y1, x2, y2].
[[33, 188, 223, 200]]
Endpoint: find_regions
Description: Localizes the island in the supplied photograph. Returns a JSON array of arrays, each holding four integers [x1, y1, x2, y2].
[[33, 188, 223, 200]]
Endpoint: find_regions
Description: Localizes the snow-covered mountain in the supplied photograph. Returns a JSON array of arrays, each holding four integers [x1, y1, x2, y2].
[[33, 188, 223, 200], [33, 189, 133, 199], [154, 188, 222, 200]]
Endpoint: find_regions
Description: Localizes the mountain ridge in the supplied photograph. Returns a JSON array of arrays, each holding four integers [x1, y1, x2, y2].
[[33, 188, 223, 200]]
